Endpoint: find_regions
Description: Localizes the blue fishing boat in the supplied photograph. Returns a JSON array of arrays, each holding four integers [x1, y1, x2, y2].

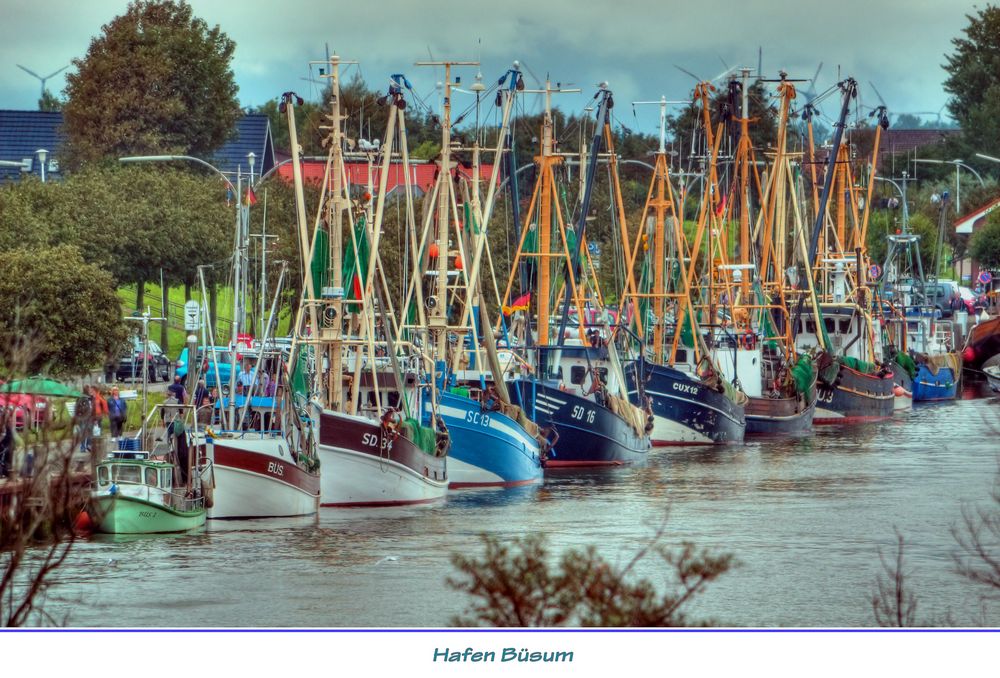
[[424, 388, 543, 488]]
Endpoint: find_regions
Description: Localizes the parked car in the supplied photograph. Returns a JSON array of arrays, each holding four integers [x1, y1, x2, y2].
[[896, 279, 962, 317], [113, 336, 172, 383], [0, 384, 49, 430], [175, 346, 235, 393]]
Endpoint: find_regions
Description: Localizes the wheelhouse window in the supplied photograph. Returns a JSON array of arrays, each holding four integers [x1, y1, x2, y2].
[[97, 465, 110, 486], [112, 465, 142, 484], [145, 468, 158, 487], [570, 366, 587, 385]]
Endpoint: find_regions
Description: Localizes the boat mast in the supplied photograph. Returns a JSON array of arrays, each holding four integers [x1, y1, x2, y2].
[[791, 77, 857, 343], [555, 85, 613, 345], [499, 79, 579, 347]]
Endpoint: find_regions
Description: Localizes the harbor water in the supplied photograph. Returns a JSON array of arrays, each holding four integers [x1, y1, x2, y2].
[[44, 385, 1000, 627]]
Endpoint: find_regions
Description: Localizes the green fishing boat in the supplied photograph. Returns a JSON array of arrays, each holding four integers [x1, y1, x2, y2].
[[90, 451, 207, 533]]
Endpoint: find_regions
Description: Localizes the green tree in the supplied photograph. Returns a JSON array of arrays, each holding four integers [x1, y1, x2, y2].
[[943, 6, 1000, 172], [62, 0, 240, 167], [0, 246, 128, 376], [38, 89, 63, 112], [447, 517, 734, 627], [970, 213, 1000, 268]]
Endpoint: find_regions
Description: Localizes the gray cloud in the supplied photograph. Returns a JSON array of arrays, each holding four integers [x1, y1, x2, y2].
[[0, 0, 976, 135]]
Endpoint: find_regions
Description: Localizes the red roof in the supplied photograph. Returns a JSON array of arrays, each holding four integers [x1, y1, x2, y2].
[[276, 160, 495, 195]]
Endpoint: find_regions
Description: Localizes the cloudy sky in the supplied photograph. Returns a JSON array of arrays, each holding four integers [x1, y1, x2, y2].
[[0, 0, 980, 136]]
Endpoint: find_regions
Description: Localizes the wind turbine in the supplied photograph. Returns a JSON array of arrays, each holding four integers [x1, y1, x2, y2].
[[802, 62, 823, 100], [17, 63, 69, 100]]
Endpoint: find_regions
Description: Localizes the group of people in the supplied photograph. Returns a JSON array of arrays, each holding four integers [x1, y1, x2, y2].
[[74, 384, 130, 454]]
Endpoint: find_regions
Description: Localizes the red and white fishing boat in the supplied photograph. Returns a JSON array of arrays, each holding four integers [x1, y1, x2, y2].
[[316, 408, 447, 507], [207, 431, 320, 519], [283, 56, 450, 508]]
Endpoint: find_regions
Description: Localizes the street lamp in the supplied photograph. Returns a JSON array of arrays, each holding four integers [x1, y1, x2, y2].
[[35, 148, 49, 182], [247, 152, 256, 183], [912, 157, 984, 214]]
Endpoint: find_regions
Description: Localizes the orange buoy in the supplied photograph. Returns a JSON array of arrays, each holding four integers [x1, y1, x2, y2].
[[454, 255, 463, 270], [428, 243, 439, 258], [74, 510, 93, 534]]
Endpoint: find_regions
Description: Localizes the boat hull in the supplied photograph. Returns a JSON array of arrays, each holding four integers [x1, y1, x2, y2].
[[207, 435, 320, 519], [508, 379, 649, 467], [985, 366, 1000, 393], [317, 409, 448, 507], [911, 362, 958, 401], [815, 363, 895, 424], [893, 366, 913, 411], [745, 395, 815, 435], [428, 391, 543, 489], [91, 495, 205, 534], [624, 361, 745, 445]]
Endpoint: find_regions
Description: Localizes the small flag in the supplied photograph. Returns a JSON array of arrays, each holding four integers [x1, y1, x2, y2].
[[502, 292, 531, 316], [714, 193, 727, 218], [246, 187, 258, 206]]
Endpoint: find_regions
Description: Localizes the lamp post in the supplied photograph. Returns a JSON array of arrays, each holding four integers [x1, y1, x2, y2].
[[35, 148, 49, 182], [912, 158, 984, 214]]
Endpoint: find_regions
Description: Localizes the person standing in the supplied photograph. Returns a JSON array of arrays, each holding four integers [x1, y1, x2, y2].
[[107, 387, 127, 440], [192, 379, 208, 410], [166, 375, 187, 404], [74, 385, 95, 452], [237, 361, 255, 396], [0, 409, 13, 479]]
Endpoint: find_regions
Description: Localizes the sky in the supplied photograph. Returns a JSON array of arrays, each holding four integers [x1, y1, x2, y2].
[[0, 0, 982, 138]]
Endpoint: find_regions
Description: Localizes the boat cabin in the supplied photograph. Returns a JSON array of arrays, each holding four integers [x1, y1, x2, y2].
[[94, 451, 179, 507], [793, 305, 885, 363]]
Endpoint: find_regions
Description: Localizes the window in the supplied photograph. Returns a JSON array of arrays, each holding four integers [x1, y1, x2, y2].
[[160, 469, 172, 489], [112, 465, 141, 483], [805, 320, 817, 334], [823, 318, 836, 334], [839, 319, 852, 334], [97, 466, 110, 486], [145, 468, 158, 487], [570, 366, 587, 385], [596, 368, 609, 384]]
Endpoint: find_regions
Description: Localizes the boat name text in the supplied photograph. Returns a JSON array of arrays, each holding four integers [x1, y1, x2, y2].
[[672, 382, 700, 396], [267, 462, 284, 477]]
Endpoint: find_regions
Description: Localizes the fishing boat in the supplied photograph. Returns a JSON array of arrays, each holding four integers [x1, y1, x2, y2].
[[284, 57, 449, 506], [791, 78, 896, 423], [879, 194, 961, 403], [499, 82, 650, 465], [193, 213, 321, 518], [985, 364, 1000, 393], [205, 395, 320, 518], [91, 451, 206, 534], [396, 62, 545, 488], [90, 402, 213, 534], [617, 88, 751, 443], [961, 313, 1000, 369]]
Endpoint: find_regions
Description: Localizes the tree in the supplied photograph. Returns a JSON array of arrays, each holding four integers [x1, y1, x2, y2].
[[871, 530, 920, 627], [943, 6, 1000, 169], [969, 213, 1000, 269], [38, 89, 63, 112], [0, 246, 128, 376], [952, 475, 1000, 604], [447, 514, 735, 626], [62, 0, 240, 167]]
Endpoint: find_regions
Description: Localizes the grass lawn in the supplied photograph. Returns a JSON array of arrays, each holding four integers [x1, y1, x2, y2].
[[117, 284, 293, 358]]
